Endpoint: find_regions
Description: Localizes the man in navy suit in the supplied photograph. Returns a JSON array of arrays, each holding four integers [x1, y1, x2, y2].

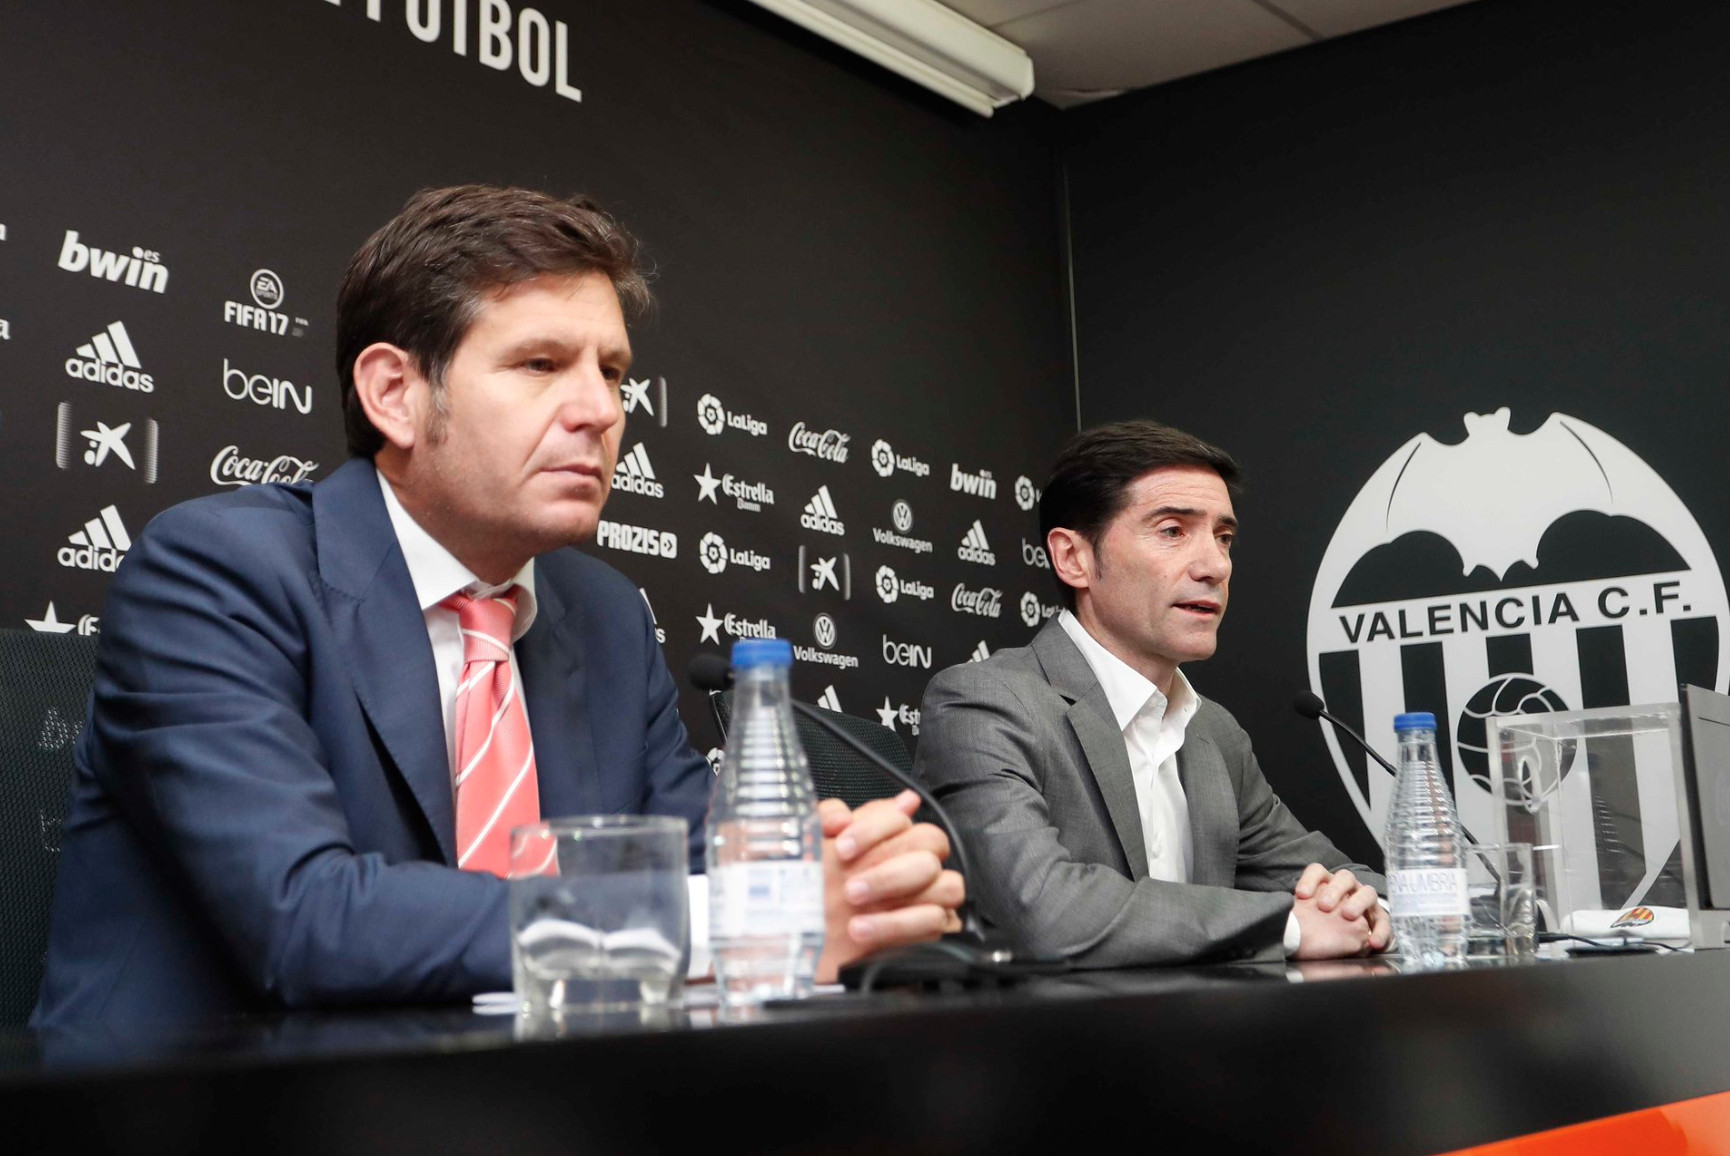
[[35, 186, 961, 1027]]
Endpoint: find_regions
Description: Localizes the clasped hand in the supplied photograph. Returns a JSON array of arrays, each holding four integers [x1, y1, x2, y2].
[[814, 791, 966, 983], [1291, 863, 1392, 960]]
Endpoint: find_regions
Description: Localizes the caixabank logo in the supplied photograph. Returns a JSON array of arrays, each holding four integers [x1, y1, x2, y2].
[[1306, 410, 1728, 908]]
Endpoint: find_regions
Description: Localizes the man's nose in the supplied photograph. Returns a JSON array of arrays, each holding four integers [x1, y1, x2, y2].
[[558, 361, 624, 430], [1191, 538, 1231, 583]]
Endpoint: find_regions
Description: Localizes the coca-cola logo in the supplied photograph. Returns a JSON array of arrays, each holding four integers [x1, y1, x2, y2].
[[950, 582, 1003, 618], [209, 445, 319, 487], [787, 421, 851, 463]]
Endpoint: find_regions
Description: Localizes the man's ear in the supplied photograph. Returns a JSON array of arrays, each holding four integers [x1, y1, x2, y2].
[[352, 343, 422, 452], [1047, 527, 1092, 599]]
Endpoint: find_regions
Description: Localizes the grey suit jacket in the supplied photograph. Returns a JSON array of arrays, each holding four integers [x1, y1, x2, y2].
[[915, 619, 1380, 967]]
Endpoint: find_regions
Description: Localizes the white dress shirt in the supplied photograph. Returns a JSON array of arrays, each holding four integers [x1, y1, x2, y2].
[[1057, 610, 1302, 955], [376, 471, 712, 973]]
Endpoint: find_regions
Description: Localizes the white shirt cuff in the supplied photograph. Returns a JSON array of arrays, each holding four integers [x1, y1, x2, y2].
[[686, 874, 711, 979], [1283, 908, 1302, 958]]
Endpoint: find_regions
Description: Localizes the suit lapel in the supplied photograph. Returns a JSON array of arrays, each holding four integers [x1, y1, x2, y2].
[[314, 460, 456, 864], [516, 571, 601, 818], [1032, 621, 1149, 880], [1178, 734, 1237, 887]]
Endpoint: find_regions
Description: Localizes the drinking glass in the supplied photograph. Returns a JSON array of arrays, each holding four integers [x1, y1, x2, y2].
[[1465, 842, 1537, 959]]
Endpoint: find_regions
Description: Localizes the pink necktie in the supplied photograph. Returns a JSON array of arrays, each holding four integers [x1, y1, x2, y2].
[[442, 589, 541, 876]]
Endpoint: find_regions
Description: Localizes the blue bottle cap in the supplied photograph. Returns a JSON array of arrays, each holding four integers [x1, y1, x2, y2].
[[1394, 711, 1438, 732], [731, 638, 793, 669]]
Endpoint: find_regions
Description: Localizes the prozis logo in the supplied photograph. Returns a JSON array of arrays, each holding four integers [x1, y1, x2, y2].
[[57, 231, 167, 293], [875, 697, 921, 735], [873, 499, 933, 555], [869, 438, 930, 479], [611, 443, 664, 498], [788, 421, 850, 464], [55, 403, 158, 483], [800, 485, 846, 535], [695, 603, 775, 644], [1308, 408, 1730, 877], [59, 506, 131, 572], [1014, 475, 1040, 512], [65, 321, 153, 392], [1022, 538, 1051, 569], [949, 462, 998, 500], [25, 602, 99, 635], [874, 564, 934, 604], [224, 359, 312, 415], [596, 519, 678, 559], [951, 583, 1003, 619], [881, 633, 933, 668], [695, 392, 767, 438], [958, 520, 996, 566], [210, 446, 319, 487], [622, 376, 668, 428], [695, 463, 774, 512], [796, 614, 860, 671], [223, 269, 308, 338], [1019, 591, 1059, 628], [698, 531, 772, 575], [798, 547, 851, 598]]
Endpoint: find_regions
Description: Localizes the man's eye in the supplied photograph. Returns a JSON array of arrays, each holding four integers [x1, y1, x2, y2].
[[523, 357, 556, 373]]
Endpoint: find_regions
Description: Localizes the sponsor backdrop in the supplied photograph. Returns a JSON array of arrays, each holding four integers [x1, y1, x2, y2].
[[0, 1, 1073, 761], [1066, 0, 1730, 882]]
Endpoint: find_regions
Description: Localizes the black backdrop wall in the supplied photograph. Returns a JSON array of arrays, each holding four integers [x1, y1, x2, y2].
[[0, 0, 1073, 761], [1065, 0, 1730, 874]]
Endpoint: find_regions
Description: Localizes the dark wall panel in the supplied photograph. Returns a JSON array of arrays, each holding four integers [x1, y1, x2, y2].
[[1064, 0, 1730, 865]]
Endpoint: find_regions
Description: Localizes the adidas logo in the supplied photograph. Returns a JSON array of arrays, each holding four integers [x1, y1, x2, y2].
[[816, 686, 842, 713], [58, 505, 131, 572], [57, 231, 168, 293], [800, 485, 846, 536], [970, 640, 991, 663], [957, 519, 996, 565], [64, 321, 153, 392], [611, 443, 664, 498]]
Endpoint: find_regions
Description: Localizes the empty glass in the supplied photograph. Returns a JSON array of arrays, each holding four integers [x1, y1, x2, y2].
[[1465, 842, 1537, 959]]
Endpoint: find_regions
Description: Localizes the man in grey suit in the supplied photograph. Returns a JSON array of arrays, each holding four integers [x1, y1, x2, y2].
[[916, 420, 1390, 967]]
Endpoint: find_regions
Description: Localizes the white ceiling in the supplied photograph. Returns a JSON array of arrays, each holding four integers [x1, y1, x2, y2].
[[942, 0, 1485, 107]]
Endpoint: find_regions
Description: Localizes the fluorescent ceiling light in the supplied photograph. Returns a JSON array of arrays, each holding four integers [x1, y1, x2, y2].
[[747, 0, 1035, 117]]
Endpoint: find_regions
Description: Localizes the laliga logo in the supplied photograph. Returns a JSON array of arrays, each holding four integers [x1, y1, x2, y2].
[[1014, 475, 1040, 512], [698, 532, 729, 575], [869, 438, 930, 478], [1019, 591, 1058, 628], [696, 393, 766, 438], [1307, 410, 1729, 898]]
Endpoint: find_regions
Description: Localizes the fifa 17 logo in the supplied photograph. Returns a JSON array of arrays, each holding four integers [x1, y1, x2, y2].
[[58, 232, 168, 293]]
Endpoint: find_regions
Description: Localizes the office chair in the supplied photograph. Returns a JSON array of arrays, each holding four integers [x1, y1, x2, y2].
[[0, 629, 98, 1026], [707, 689, 912, 811]]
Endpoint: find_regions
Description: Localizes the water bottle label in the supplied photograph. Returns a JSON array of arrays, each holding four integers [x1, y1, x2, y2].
[[1388, 868, 1470, 917], [711, 861, 824, 938]]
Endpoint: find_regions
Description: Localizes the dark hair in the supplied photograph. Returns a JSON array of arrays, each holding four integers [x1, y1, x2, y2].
[[1038, 419, 1241, 609], [337, 184, 651, 458]]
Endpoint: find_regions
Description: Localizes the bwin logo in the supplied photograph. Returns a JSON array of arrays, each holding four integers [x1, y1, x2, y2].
[[801, 486, 846, 535], [57, 231, 168, 293], [950, 463, 997, 499], [612, 443, 664, 498], [958, 521, 996, 566], [65, 322, 153, 392], [59, 506, 131, 572], [1306, 408, 1729, 910]]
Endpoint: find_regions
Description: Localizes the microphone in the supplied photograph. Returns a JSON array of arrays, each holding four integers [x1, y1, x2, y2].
[[1293, 691, 1396, 776], [689, 652, 1065, 990]]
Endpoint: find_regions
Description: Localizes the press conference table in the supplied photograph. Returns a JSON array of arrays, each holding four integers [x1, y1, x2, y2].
[[6, 950, 1730, 1154]]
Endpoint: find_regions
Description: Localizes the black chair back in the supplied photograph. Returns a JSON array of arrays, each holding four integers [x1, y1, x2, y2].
[[707, 690, 911, 811], [0, 629, 98, 1026]]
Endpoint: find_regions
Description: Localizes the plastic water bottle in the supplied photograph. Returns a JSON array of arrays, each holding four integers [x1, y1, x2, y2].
[[1383, 712, 1469, 967], [707, 638, 825, 1004]]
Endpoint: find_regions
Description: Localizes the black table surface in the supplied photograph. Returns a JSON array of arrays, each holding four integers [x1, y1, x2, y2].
[[4, 950, 1728, 1155]]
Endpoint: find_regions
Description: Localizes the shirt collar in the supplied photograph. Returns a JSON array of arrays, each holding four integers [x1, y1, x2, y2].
[[1057, 609, 1198, 736], [375, 467, 538, 641]]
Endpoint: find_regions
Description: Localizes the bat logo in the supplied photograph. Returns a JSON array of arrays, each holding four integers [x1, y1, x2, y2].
[[1306, 409, 1727, 914]]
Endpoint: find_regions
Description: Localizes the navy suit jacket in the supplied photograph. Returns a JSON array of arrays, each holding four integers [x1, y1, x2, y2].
[[35, 458, 710, 1028]]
